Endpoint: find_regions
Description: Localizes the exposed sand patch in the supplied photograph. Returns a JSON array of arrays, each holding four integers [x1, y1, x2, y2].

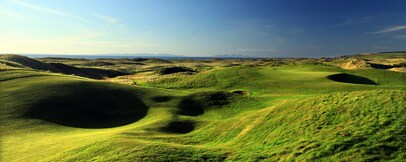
[[389, 67, 406, 73], [338, 60, 370, 70]]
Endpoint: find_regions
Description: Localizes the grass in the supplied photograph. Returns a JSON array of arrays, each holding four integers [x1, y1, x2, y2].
[[0, 54, 405, 161]]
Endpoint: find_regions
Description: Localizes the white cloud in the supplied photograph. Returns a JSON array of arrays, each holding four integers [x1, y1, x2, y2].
[[237, 48, 276, 52], [9, 0, 87, 22], [370, 25, 406, 34], [94, 13, 119, 24]]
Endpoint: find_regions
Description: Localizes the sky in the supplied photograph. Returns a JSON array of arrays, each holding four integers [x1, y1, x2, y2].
[[0, 0, 406, 57]]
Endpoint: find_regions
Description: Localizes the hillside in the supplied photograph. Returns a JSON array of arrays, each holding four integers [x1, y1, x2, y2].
[[330, 52, 406, 72], [0, 54, 405, 161], [0, 54, 126, 79]]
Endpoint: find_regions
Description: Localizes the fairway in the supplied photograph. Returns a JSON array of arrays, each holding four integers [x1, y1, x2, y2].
[[1, 53, 405, 161]]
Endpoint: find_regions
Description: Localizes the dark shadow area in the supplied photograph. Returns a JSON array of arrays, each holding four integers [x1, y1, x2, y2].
[[365, 144, 400, 157], [178, 97, 205, 116], [152, 96, 172, 102], [48, 63, 86, 75], [130, 58, 149, 62], [160, 121, 195, 134], [369, 63, 405, 70], [178, 91, 234, 116], [154, 66, 195, 75], [327, 73, 377, 85], [25, 82, 148, 128], [231, 90, 249, 95], [80, 67, 126, 78], [369, 63, 395, 69], [50, 63, 126, 79]]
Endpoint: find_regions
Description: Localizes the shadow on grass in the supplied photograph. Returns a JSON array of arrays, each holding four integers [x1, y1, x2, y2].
[[49, 63, 126, 79], [25, 82, 148, 128], [152, 96, 172, 102], [369, 63, 395, 70], [160, 121, 195, 134], [178, 97, 205, 116], [178, 91, 235, 116], [327, 73, 377, 85]]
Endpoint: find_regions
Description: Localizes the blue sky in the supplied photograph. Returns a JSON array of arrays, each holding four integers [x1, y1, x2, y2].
[[0, 0, 405, 57]]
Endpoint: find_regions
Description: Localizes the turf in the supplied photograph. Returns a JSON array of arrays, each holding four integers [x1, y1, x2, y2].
[[0, 54, 405, 161]]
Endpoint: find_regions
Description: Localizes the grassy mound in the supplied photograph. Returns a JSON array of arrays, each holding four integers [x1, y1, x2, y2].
[[0, 71, 148, 129], [0, 55, 126, 79], [25, 82, 148, 128], [50, 62, 126, 79], [178, 91, 239, 116], [131, 58, 149, 62], [48, 140, 228, 161], [143, 68, 218, 88], [341, 60, 370, 70], [82, 61, 115, 66], [187, 90, 405, 161], [144, 58, 173, 64], [327, 73, 378, 85], [0, 54, 58, 71], [0, 59, 27, 69]]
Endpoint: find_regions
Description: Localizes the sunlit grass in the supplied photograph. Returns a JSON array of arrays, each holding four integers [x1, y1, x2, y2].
[[0, 56, 405, 161]]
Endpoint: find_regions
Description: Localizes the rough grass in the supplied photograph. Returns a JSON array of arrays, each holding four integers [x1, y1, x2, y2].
[[178, 91, 241, 116], [1, 55, 405, 161]]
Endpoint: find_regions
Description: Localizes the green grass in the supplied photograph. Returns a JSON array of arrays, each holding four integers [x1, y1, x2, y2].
[[185, 90, 405, 161], [1, 58, 405, 161]]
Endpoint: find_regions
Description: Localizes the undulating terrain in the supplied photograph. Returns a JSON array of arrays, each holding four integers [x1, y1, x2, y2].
[[0, 52, 405, 161]]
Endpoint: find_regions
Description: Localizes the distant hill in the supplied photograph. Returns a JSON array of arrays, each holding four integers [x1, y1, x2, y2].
[[0, 54, 59, 71], [0, 54, 126, 79], [338, 51, 406, 59]]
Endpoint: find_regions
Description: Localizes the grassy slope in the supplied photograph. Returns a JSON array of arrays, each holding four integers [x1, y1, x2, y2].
[[0, 54, 126, 79], [1, 63, 405, 161], [0, 69, 184, 161]]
